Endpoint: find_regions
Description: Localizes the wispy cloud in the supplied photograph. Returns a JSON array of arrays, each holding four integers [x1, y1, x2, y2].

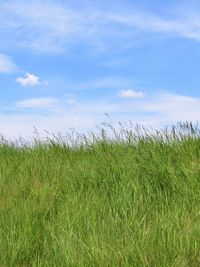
[[16, 73, 48, 86], [0, 54, 19, 73], [0, 91, 199, 138], [64, 77, 138, 91], [118, 89, 145, 98], [0, 1, 90, 53], [107, 11, 200, 41], [141, 92, 200, 122], [17, 97, 57, 108], [0, 1, 199, 53]]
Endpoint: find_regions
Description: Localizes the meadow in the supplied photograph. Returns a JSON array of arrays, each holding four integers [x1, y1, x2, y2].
[[0, 121, 199, 266]]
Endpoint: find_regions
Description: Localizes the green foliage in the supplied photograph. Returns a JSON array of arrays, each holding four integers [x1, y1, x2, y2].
[[0, 122, 199, 266]]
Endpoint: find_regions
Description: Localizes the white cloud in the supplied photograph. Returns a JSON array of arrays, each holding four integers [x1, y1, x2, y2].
[[17, 97, 57, 108], [0, 54, 19, 73], [16, 73, 47, 86], [118, 89, 145, 98]]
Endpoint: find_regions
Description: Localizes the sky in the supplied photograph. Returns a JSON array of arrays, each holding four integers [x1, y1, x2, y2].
[[0, 0, 199, 138]]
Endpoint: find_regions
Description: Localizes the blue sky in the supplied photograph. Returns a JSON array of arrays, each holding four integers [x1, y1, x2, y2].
[[0, 0, 199, 138]]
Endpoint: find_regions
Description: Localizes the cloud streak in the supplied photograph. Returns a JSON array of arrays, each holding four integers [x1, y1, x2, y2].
[[17, 97, 57, 108], [0, 54, 19, 73]]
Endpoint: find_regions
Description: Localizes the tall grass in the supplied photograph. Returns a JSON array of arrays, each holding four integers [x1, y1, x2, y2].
[[0, 122, 199, 266]]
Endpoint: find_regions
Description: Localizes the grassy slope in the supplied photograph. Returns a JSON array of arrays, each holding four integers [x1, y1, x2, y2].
[[0, 123, 200, 266]]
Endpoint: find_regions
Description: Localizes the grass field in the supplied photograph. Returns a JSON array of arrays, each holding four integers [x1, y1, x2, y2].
[[0, 122, 199, 266]]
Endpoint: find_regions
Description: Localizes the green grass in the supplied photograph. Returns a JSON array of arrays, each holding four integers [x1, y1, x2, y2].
[[0, 122, 200, 266]]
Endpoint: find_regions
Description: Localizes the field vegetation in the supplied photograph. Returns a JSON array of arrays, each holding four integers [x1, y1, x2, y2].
[[0, 121, 199, 266]]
